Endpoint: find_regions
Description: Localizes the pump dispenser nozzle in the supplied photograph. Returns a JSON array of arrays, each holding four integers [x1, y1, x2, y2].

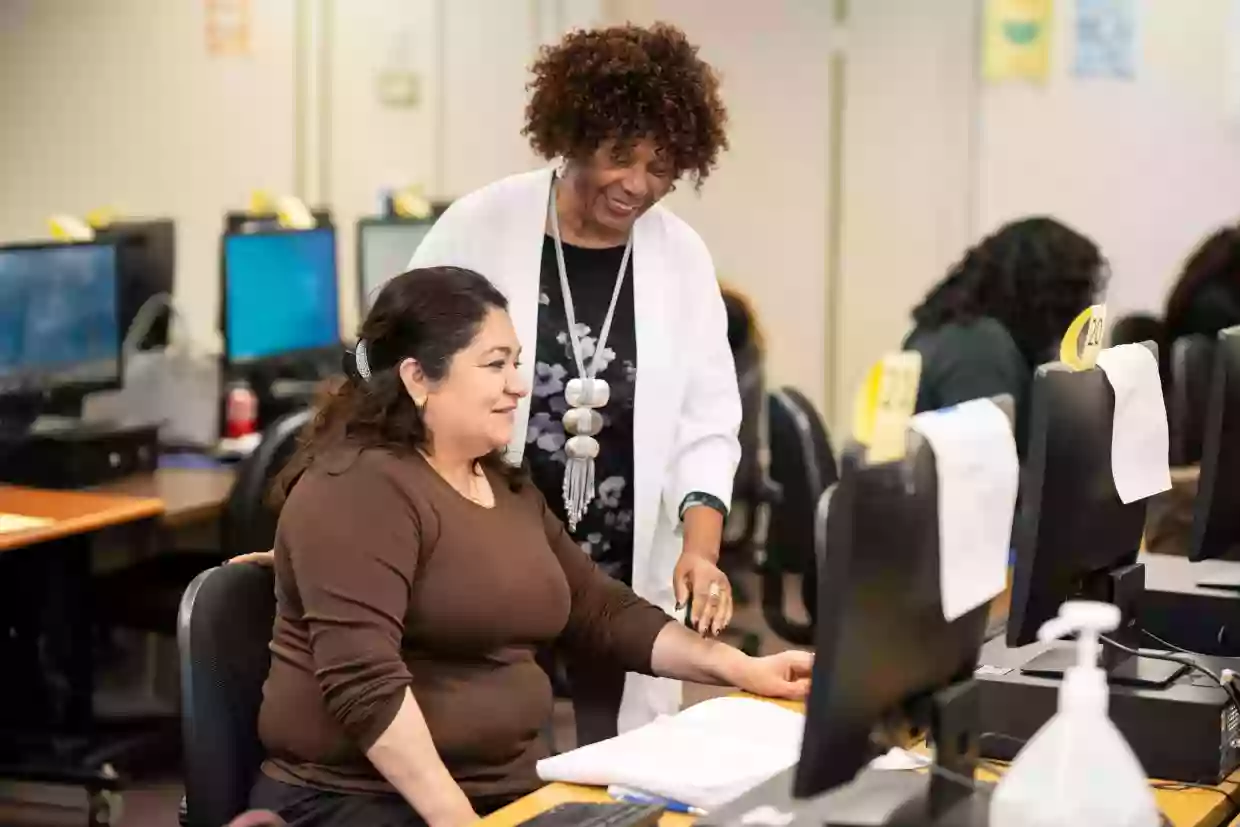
[[1037, 601, 1121, 671]]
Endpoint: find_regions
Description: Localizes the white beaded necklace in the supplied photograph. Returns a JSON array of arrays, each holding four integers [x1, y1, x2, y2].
[[546, 177, 634, 530]]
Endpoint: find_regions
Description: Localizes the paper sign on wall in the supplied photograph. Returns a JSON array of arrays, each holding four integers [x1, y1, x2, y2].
[[983, 0, 1054, 83], [1073, 0, 1137, 80], [205, 0, 251, 58]]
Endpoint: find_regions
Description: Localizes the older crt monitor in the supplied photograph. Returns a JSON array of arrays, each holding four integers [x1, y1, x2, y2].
[[1008, 343, 1183, 687], [1189, 326, 1240, 566], [0, 241, 122, 399], [222, 228, 340, 365], [357, 217, 437, 315]]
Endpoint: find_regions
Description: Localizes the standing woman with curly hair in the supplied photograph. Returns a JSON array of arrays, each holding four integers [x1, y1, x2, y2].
[[903, 217, 1107, 455], [407, 23, 740, 742]]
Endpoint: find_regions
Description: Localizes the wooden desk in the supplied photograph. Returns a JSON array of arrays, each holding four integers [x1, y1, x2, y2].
[[0, 485, 164, 553], [480, 698, 1240, 827], [96, 466, 236, 527]]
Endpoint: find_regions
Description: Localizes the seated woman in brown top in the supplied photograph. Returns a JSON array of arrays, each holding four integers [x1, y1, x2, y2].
[[248, 266, 813, 827]]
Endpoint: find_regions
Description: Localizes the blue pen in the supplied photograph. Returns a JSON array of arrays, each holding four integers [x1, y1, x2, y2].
[[610, 788, 707, 816]]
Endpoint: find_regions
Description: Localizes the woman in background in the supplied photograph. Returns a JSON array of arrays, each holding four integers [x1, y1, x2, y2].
[[1164, 224, 1240, 346], [406, 22, 740, 742], [903, 216, 1107, 454]]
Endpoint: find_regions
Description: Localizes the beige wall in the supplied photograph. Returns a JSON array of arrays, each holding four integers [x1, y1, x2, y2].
[[0, 0, 298, 348], [6, 1, 1237, 441], [833, 0, 978, 431], [608, 0, 836, 413], [978, 0, 1240, 320]]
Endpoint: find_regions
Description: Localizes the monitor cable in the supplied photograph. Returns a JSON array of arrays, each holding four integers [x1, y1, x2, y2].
[[1100, 634, 1240, 712]]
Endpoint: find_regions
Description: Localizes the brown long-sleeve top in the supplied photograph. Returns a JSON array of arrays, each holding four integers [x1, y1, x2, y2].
[[257, 444, 673, 802]]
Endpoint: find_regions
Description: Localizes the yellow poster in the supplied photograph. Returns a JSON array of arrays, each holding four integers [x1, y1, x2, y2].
[[983, 0, 1054, 82]]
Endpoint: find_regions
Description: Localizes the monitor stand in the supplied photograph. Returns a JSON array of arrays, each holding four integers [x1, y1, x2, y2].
[[1020, 562, 1187, 688], [828, 679, 984, 827]]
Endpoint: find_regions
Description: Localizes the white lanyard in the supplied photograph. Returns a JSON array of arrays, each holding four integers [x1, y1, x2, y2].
[[547, 177, 634, 381]]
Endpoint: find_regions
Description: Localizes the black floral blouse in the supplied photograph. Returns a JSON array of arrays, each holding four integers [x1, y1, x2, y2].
[[525, 235, 638, 586]]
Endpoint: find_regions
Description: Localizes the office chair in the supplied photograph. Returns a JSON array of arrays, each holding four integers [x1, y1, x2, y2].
[[178, 563, 275, 827], [761, 388, 839, 644], [96, 407, 312, 635], [1169, 334, 1216, 466]]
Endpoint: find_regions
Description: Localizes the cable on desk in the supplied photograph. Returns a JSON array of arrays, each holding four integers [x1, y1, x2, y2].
[[1100, 635, 1240, 711], [1142, 628, 1205, 657]]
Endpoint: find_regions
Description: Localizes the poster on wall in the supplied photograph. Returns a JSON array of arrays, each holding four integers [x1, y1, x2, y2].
[[1073, 0, 1137, 79], [205, 0, 251, 58], [982, 0, 1054, 83]]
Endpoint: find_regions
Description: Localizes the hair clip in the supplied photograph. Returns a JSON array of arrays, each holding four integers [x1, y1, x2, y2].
[[354, 339, 372, 382]]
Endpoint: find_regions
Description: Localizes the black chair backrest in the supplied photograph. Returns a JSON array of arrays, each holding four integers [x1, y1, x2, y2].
[[222, 407, 314, 557], [763, 388, 838, 643], [179, 563, 276, 827], [1170, 334, 1217, 466], [1110, 313, 1164, 348]]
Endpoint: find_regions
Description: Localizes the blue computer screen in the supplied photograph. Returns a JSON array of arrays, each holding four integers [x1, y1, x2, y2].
[[223, 229, 340, 362], [0, 243, 121, 391]]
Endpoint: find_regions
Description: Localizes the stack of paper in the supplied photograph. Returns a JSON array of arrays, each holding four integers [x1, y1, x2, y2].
[[536, 697, 805, 811]]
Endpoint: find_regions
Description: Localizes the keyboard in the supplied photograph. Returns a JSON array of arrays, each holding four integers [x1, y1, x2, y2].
[[519, 802, 666, 827]]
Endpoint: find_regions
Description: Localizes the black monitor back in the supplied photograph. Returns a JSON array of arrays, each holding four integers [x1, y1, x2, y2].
[[1169, 334, 1216, 466], [94, 219, 176, 350], [1189, 326, 1240, 561], [1008, 348, 1154, 647], [794, 431, 990, 799]]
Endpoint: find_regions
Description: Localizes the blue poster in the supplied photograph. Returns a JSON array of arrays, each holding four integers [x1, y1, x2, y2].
[[1074, 0, 1138, 79]]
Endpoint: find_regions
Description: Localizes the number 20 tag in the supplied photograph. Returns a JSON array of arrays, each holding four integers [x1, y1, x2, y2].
[[1059, 304, 1108, 371]]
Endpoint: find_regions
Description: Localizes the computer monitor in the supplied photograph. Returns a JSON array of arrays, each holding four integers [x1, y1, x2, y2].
[[1007, 343, 1184, 687], [221, 228, 341, 365], [0, 241, 122, 402], [356, 216, 438, 315], [1169, 334, 1215, 466], [793, 406, 1011, 816], [1189, 325, 1240, 564], [93, 218, 176, 350]]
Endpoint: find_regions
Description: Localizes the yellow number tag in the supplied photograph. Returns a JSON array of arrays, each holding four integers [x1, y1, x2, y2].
[[47, 214, 95, 242], [851, 351, 922, 464], [84, 206, 119, 230], [392, 184, 433, 220], [1059, 304, 1108, 371], [248, 189, 276, 215]]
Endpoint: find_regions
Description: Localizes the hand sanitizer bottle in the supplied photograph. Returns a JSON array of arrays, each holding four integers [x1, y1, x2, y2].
[[989, 601, 1160, 827]]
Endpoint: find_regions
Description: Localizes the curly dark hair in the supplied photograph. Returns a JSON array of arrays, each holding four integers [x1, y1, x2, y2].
[[912, 217, 1106, 363], [276, 266, 522, 503], [523, 22, 728, 187]]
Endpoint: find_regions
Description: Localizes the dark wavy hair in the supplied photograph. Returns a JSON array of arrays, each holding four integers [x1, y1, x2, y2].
[[523, 22, 728, 188], [1164, 224, 1240, 337], [277, 266, 521, 502], [912, 217, 1107, 363]]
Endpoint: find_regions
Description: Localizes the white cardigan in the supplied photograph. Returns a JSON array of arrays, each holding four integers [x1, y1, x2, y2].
[[409, 167, 741, 729]]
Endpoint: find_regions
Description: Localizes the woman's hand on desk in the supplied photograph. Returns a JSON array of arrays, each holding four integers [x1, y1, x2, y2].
[[651, 623, 813, 701], [229, 549, 275, 566], [729, 651, 814, 701]]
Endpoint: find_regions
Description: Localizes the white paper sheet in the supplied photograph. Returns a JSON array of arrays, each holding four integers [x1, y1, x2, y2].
[[536, 697, 804, 811], [1095, 344, 1172, 504], [909, 399, 1019, 622]]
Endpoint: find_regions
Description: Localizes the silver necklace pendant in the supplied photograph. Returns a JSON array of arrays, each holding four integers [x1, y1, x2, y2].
[[562, 407, 603, 437], [565, 377, 609, 408], [547, 176, 632, 531]]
